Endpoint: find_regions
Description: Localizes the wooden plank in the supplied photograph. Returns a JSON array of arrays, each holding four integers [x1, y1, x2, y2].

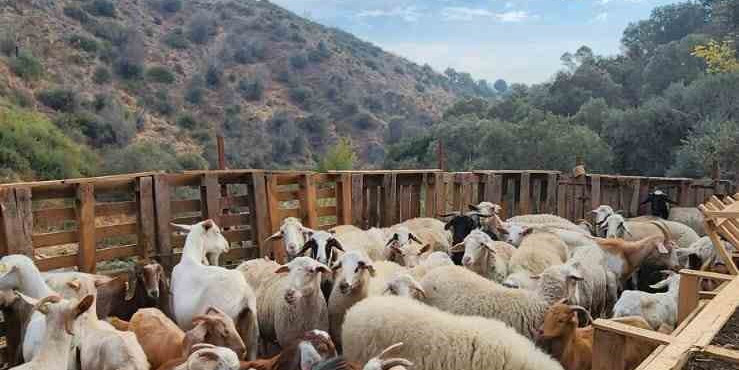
[[411, 185, 421, 218], [592, 319, 672, 345], [678, 272, 699, 324], [33, 207, 75, 224], [220, 213, 251, 228], [316, 187, 336, 199], [337, 174, 352, 226], [32, 230, 78, 248], [592, 327, 626, 370], [1, 187, 34, 256], [95, 223, 137, 241], [679, 269, 734, 281], [434, 173, 446, 215], [275, 174, 304, 185], [275, 190, 301, 201], [266, 174, 284, 262], [630, 179, 641, 217], [301, 175, 319, 229], [383, 173, 398, 226], [591, 175, 601, 211], [519, 172, 531, 214], [281, 208, 300, 219], [136, 177, 155, 260], [316, 206, 337, 217], [424, 174, 435, 217], [171, 216, 201, 226], [702, 345, 739, 363], [574, 177, 584, 220], [201, 174, 221, 224], [96, 245, 138, 261], [369, 185, 379, 228], [36, 255, 78, 271], [153, 175, 173, 271], [546, 174, 558, 214], [171, 199, 201, 214], [76, 183, 96, 273], [96, 201, 137, 217], [679, 181, 690, 206], [531, 178, 542, 213], [400, 186, 410, 221], [351, 174, 364, 227], [557, 180, 567, 218], [220, 195, 250, 209], [223, 229, 251, 243]]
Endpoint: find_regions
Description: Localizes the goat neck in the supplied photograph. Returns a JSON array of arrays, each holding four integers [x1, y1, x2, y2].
[[6, 257, 56, 298], [182, 227, 207, 263]]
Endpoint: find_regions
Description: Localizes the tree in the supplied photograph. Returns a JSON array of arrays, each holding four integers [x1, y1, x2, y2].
[[493, 79, 508, 93], [317, 138, 356, 172], [669, 120, 739, 178], [692, 39, 739, 73]]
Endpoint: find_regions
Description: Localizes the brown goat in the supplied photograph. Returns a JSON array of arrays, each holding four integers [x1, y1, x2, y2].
[[112, 306, 245, 369], [109, 262, 172, 320], [238, 330, 337, 370], [310, 343, 412, 370], [537, 301, 663, 370], [0, 290, 35, 367], [592, 235, 678, 282]]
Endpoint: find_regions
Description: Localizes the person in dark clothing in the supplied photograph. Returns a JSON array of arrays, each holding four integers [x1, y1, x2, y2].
[[640, 189, 678, 219]]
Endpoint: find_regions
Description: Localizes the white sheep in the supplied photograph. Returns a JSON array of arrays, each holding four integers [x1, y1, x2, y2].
[[420, 265, 553, 339], [407, 251, 453, 280], [328, 251, 405, 348], [668, 207, 705, 236], [10, 294, 95, 370], [497, 226, 569, 289], [236, 257, 281, 292], [171, 344, 241, 370], [382, 225, 432, 267], [677, 236, 736, 270], [613, 271, 680, 330], [255, 257, 330, 349], [396, 217, 452, 252], [532, 245, 619, 318], [342, 296, 564, 370], [264, 217, 315, 261], [505, 214, 587, 234], [297, 230, 345, 266], [171, 220, 259, 360], [382, 274, 426, 300], [448, 229, 515, 282], [330, 225, 387, 261]]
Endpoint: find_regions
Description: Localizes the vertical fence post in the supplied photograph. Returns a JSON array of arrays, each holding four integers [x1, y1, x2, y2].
[[0, 187, 34, 257], [351, 174, 364, 227], [76, 183, 96, 273], [201, 173, 221, 224], [301, 174, 318, 229], [557, 178, 567, 218], [677, 271, 699, 324], [434, 173, 445, 216], [383, 173, 397, 226], [679, 180, 691, 206], [591, 175, 601, 211], [519, 172, 531, 215], [249, 172, 270, 258], [546, 174, 558, 214], [592, 328, 626, 370], [266, 174, 285, 262], [630, 179, 641, 217], [136, 177, 155, 261], [153, 175, 173, 271], [338, 174, 352, 226]]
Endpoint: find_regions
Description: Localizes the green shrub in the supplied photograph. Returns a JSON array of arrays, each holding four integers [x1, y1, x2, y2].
[[185, 75, 205, 105], [176, 113, 206, 130], [177, 152, 209, 170], [238, 78, 263, 101], [289, 53, 308, 69], [63, 5, 89, 23], [205, 63, 222, 88], [0, 107, 97, 180], [93, 66, 111, 84], [146, 90, 174, 115], [68, 34, 98, 53], [145, 65, 176, 84], [87, 20, 128, 45], [308, 41, 331, 62], [163, 28, 189, 49], [317, 137, 356, 172], [55, 99, 136, 147], [102, 141, 180, 174], [9, 52, 43, 80], [115, 56, 143, 80], [9, 89, 34, 108], [0, 30, 16, 56], [289, 86, 311, 105], [158, 0, 182, 14], [36, 89, 78, 112], [188, 12, 215, 44], [85, 0, 116, 17], [234, 41, 265, 64]]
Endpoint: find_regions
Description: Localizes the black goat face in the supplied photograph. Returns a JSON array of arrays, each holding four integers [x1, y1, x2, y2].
[[445, 215, 478, 245]]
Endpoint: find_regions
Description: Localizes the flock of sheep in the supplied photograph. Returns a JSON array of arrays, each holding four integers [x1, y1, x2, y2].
[[0, 192, 734, 370]]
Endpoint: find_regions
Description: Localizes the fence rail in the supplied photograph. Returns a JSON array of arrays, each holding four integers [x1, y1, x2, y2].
[[0, 169, 733, 271]]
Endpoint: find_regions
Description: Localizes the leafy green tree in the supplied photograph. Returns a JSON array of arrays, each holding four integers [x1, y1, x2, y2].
[[102, 141, 182, 174], [10, 51, 43, 80], [692, 39, 739, 73], [573, 98, 610, 134], [669, 120, 739, 178], [317, 138, 357, 172], [493, 79, 508, 93]]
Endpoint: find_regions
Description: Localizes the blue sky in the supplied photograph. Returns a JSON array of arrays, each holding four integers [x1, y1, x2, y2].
[[270, 0, 682, 84]]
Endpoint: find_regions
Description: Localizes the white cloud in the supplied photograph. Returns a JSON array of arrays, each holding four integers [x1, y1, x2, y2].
[[356, 6, 422, 22], [441, 7, 533, 22], [592, 12, 608, 22], [504, 2, 515, 9]]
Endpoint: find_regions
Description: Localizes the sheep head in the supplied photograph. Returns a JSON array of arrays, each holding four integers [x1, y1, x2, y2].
[[496, 222, 532, 246], [363, 343, 413, 370], [19, 293, 94, 335], [591, 205, 615, 226], [180, 343, 240, 370], [450, 229, 497, 269], [297, 231, 344, 266], [189, 306, 246, 359], [444, 215, 479, 245], [265, 217, 316, 261], [384, 228, 430, 267], [333, 251, 375, 294], [383, 274, 426, 299], [605, 214, 631, 239], [275, 257, 330, 304], [532, 263, 584, 305]]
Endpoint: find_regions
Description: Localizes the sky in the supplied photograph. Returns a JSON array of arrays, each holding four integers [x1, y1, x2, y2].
[[269, 0, 682, 84]]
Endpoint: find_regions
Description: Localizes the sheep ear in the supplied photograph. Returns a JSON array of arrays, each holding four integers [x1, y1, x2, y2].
[[418, 244, 432, 255], [202, 220, 214, 230], [274, 265, 290, 274], [522, 226, 533, 236], [409, 233, 423, 245], [76, 295, 95, 317], [171, 223, 192, 232], [482, 241, 498, 253], [449, 243, 465, 253]]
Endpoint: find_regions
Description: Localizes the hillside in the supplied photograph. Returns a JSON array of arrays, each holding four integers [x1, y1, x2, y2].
[[0, 0, 492, 181]]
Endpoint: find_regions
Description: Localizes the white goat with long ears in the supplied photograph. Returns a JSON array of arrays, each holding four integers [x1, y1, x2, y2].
[[10, 294, 95, 370], [264, 217, 315, 261], [613, 271, 681, 330], [171, 219, 259, 360], [591, 205, 616, 236]]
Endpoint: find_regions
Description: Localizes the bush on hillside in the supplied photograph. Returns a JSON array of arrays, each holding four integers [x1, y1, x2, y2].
[[68, 34, 98, 53], [288, 86, 311, 106], [0, 30, 16, 56], [36, 89, 79, 113], [157, 0, 183, 14], [317, 138, 356, 172], [102, 142, 180, 174], [93, 66, 112, 84], [205, 63, 222, 88], [146, 65, 176, 84], [63, 5, 90, 23], [233, 41, 266, 64], [177, 152, 209, 170], [85, 0, 116, 17], [163, 28, 189, 49], [289, 53, 308, 69], [238, 77, 264, 101], [185, 75, 206, 105], [9, 52, 43, 80], [175, 113, 208, 130], [188, 11, 215, 44]]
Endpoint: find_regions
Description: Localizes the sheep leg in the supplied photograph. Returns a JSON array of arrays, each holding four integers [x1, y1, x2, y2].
[[237, 307, 259, 361]]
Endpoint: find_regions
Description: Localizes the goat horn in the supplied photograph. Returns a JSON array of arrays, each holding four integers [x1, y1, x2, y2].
[[438, 212, 461, 217], [264, 231, 282, 242], [569, 305, 594, 327], [377, 342, 404, 359], [409, 234, 423, 245], [381, 359, 413, 370]]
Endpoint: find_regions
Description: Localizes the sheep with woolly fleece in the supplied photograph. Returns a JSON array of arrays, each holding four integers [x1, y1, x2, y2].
[[448, 229, 515, 282], [171, 220, 259, 360], [239, 329, 337, 370], [254, 257, 330, 349], [532, 245, 618, 318], [497, 226, 569, 289], [264, 217, 315, 261], [505, 214, 588, 234], [10, 294, 94, 370], [330, 225, 387, 261], [396, 217, 451, 252], [407, 251, 453, 280], [668, 207, 705, 236], [342, 295, 564, 370], [613, 271, 680, 330], [604, 215, 699, 249], [328, 251, 405, 349], [164, 343, 240, 370], [381, 226, 432, 267], [382, 274, 426, 300], [420, 265, 555, 339]]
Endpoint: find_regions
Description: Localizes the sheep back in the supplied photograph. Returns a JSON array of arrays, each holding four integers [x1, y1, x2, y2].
[[342, 296, 563, 370], [420, 266, 548, 338], [668, 207, 705, 236], [509, 232, 569, 276]]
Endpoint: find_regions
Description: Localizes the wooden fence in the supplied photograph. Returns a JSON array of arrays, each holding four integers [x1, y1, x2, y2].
[[0, 169, 734, 271]]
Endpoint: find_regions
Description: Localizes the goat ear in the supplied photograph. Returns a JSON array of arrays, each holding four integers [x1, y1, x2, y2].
[[274, 265, 290, 274], [418, 244, 432, 255], [444, 220, 454, 230], [265, 230, 283, 242], [67, 279, 81, 291], [76, 295, 95, 317], [171, 223, 192, 232], [331, 262, 342, 271], [314, 264, 331, 275], [327, 238, 345, 252], [202, 220, 214, 231], [522, 226, 533, 236], [482, 241, 498, 253], [449, 243, 465, 253], [17, 292, 39, 309], [125, 271, 138, 301]]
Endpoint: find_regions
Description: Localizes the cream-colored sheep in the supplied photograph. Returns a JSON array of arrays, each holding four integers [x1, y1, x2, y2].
[[420, 266, 553, 339], [608, 218, 699, 249], [506, 214, 587, 234], [449, 229, 515, 282], [236, 257, 280, 292], [342, 296, 563, 370], [255, 257, 330, 349], [330, 225, 387, 261], [668, 207, 705, 236], [327, 251, 405, 348], [407, 251, 453, 280], [500, 228, 569, 289], [396, 217, 451, 252]]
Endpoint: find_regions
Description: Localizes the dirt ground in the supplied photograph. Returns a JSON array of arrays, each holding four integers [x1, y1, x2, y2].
[[683, 308, 739, 370]]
